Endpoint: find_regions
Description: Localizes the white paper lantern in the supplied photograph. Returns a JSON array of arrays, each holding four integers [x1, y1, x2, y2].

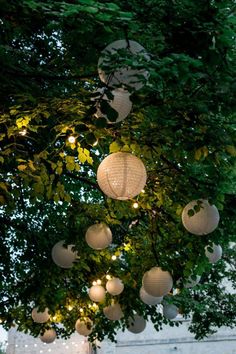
[[163, 303, 178, 320], [85, 223, 112, 250], [40, 329, 56, 344], [98, 40, 150, 90], [142, 267, 173, 297], [75, 318, 93, 336], [95, 88, 132, 123], [89, 285, 106, 302], [182, 199, 220, 235], [139, 286, 163, 305], [31, 307, 50, 324], [205, 244, 222, 263], [51, 240, 77, 268], [127, 314, 146, 333], [184, 275, 201, 288], [103, 303, 123, 321], [97, 152, 147, 200], [106, 277, 124, 296]]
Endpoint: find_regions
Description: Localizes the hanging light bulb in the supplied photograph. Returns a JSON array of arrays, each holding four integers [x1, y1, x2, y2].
[[68, 135, 76, 144]]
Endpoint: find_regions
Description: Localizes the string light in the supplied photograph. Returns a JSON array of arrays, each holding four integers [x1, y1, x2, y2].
[[133, 202, 139, 209], [92, 280, 97, 286], [111, 255, 117, 261], [19, 128, 27, 136], [106, 274, 111, 280], [68, 135, 76, 144], [79, 308, 84, 313], [96, 279, 102, 285], [67, 305, 73, 311]]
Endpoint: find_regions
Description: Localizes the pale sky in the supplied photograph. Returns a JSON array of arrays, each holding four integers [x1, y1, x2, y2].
[[0, 326, 7, 343]]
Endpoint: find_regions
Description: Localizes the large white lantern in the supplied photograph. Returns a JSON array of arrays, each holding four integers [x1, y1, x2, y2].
[[139, 286, 163, 305], [51, 240, 77, 268], [98, 39, 150, 91], [40, 329, 56, 344], [184, 275, 201, 288], [97, 152, 147, 200], [103, 303, 123, 321], [163, 303, 178, 320], [89, 285, 106, 302], [205, 244, 222, 263], [106, 277, 124, 296], [31, 307, 50, 324], [182, 199, 220, 235], [127, 314, 146, 333], [142, 267, 173, 297], [75, 318, 93, 336], [85, 223, 112, 250]]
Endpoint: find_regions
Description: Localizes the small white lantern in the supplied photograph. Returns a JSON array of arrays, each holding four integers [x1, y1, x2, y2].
[[127, 314, 146, 333], [40, 329, 56, 344], [142, 267, 173, 297], [103, 303, 123, 321], [106, 277, 124, 296], [31, 307, 50, 324], [89, 285, 106, 302], [75, 318, 93, 336], [163, 303, 178, 320], [184, 275, 201, 288], [139, 286, 163, 305], [205, 244, 222, 263], [97, 152, 147, 200], [98, 40, 150, 91], [85, 223, 112, 250], [51, 240, 77, 268], [182, 199, 220, 235]]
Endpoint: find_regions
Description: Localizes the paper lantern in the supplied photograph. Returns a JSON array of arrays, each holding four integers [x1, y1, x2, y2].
[[106, 277, 124, 296], [97, 152, 147, 200], [142, 267, 173, 297], [139, 286, 163, 305], [89, 285, 106, 302], [51, 240, 77, 268], [85, 223, 112, 250], [40, 329, 56, 344], [163, 304, 178, 320], [98, 40, 149, 90], [103, 303, 123, 321], [31, 307, 50, 324], [182, 199, 220, 235], [95, 88, 132, 123], [205, 244, 222, 263], [184, 275, 201, 288], [75, 318, 93, 336], [127, 314, 146, 333]]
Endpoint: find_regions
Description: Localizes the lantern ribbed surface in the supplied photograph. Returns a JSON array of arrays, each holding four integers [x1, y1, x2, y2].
[[142, 267, 173, 297], [88, 285, 106, 302], [205, 244, 222, 263], [97, 152, 147, 200], [40, 329, 56, 344], [103, 303, 123, 321], [184, 275, 201, 288], [85, 223, 112, 250], [51, 240, 77, 268], [75, 318, 93, 336], [106, 277, 124, 296], [31, 307, 50, 324], [127, 314, 146, 334], [163, 303, 178, 320], [98, 40, 150, 90], [139, 286, 163, 305], [182, 199, 220, 235]]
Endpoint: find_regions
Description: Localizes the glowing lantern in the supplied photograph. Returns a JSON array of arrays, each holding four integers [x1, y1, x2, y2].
[[85, 223, 112, 250], [142, 267, 173, 297], [184, 275, 201, 288], [163, 303, 178, 320], [97, 152, 147, 200], [103, 303, 123, 321], [205, 244, 222, 263], [89, 285, 106, 302], [31, 307, 50, 324], [40, 329, 56, 344], [182, 199, 220, 235], [127, 314, 146, 333], [75, 318, 93, 336], [139, 286, 163, 305], [106, 277, 124, 296], [51, 241, 77, 268]]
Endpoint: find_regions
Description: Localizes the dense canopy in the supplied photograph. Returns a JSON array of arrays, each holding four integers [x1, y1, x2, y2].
[[0, 0, 236, 345]]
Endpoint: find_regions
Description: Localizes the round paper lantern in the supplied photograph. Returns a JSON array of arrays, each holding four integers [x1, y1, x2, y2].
[[103, 303, 123, 321], [184, 275, 201, 288], [182, 199, 220, 235], [163, 304, 178, 320], [106, 277, 124, 296], [139, 286, 163, 305], [89, 285, 106, 302], [95, 88, 132, 123], [97, 152, 147, 200], [142, 267, 173, 297], [127, 314, 146, 333], [85, 223, 112, 250], [75, 318, 93, 336], [31, 307, 50, 324], [51, 240, 77, 268], [205, 244, 222, 263], [98, 39, 150, 91], [40, 329, 56, 344]]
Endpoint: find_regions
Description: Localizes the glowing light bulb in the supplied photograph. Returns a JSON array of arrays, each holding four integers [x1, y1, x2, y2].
[[79, 308, 84, 313], [19, 128, 27, 136], [106, 274, 111, 280], [96, 279, 102, 285], [111, 255, 117, 261], [52, 316, 57, 321], [68, 135, 76, 144], [141, 189, 145, 193], [92, 281, 97, 286], [133, 202, 139, 209], [67, 305, 73, 311]]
